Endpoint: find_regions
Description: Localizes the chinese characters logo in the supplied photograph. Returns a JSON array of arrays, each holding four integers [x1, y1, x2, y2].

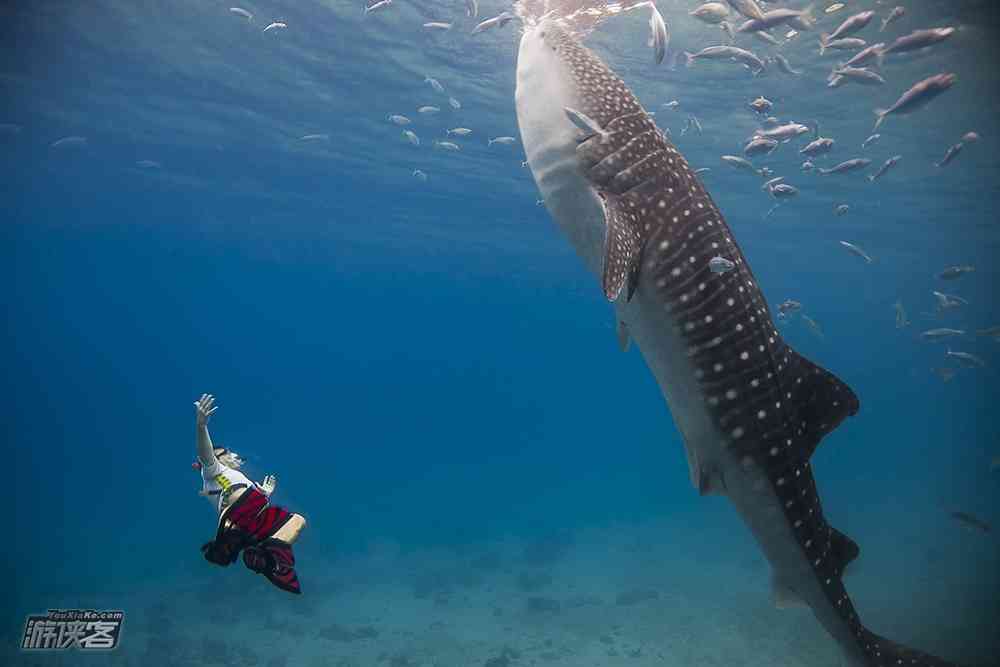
[[22, 610, 123, 650]]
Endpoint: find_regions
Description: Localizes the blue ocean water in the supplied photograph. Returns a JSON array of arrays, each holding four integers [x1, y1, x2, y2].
[[4, 1, 999, 665]]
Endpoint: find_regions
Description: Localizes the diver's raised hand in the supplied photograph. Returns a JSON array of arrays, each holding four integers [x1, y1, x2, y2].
[[194, 394, 218, 426], [261, 474, 277, 495]]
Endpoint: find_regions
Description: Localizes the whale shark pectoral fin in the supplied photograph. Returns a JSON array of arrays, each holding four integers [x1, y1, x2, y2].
[[772, 575, 807, 610], [600, 193, 641, 302], [779, 352, 860, 463]]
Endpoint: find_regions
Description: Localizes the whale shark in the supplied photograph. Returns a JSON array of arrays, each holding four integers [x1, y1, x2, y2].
[[514, 18, 958, 667]]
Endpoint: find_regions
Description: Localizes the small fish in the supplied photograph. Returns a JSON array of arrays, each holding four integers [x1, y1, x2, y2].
[[921, 328, 965, 341], [818, 158, 871, 175], [820, 37, 867, 56], [935, 143, 963, 168], [802, 161, 815, 172], [694, 167, 711, 175], [684, 45, 766, 75], [933, 291, 968, 311], [721, 154, 757, 171], [761, 176, 785, 191], [893, 301, 909, 328], [727, 0, 766, 21], [418, 106, 440, 114], [663, 100, 680, 110], [839, 240, 874, 264], [938, 265, 974, 280], [263, 21, 287, 33], [756, 123, 809, 142], [564, 107, 610, 143], [868, 155, 901, 183], [802, 314, 824, 340], [298, 133, 329, 141], [412, 169, 428, 182], [800, 137, 835, 156], [832, 66, 885, 86], [748, 96, 773, 115], [825, 4, 846, 15], [50, 136, 87, 149], [843, 42, 886, 68], [387, 114, 411, 125], [709, 256, 736, 274], [737, 9, 810, 33], [751, 30, 782, 46], [744, 136, 779, 157], [229, 7, 253, 21], [932, 366, 957, 383], [862, 134, 881, 149], [879, 28, 955, 62], [488, 136, 517, 146], [135, 159, 161, 169], [778, 299, 802, 316], [874, 73, 957, 131], [425, 77, 445, 93], [447, 127, 472, 137], [827, 75, 846, 89], [757, 166, 774, 178], [423, 22, 453, 30], [771, 54, 802, 76], [976, 326, 1000, 339], [648, 3, 670, 65], [821, 10, 875, 45], [471, 12, 513, 35], [364, 0, 393, 15], [403, 130, 419, 146], [690, 3, 730, 25], [434, 140, 461, 151], [687, 114, 703, 136], [962, 131, 980, 143], [768, 183, 798, 199], [949, 511, 990, 533], [448, 97, 462, 110], [465, 0, 479, 20], [946, 349, 986, 369], [881, 7, 905, 33], [835, 204, 850, 216], [786, 29, 799, 41]]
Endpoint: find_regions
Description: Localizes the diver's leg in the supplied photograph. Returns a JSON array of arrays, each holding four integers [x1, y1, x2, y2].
[[272, 513, 306, 544]]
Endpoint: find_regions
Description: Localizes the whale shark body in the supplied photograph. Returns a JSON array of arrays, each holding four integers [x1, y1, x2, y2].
[[514, 19, 957, 667]]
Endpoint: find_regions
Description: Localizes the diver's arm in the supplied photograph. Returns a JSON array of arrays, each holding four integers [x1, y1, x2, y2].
[[194, 393, 219, 466]]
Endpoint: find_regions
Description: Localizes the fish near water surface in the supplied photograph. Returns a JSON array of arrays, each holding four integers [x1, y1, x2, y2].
[[514, 17, 958, 667]]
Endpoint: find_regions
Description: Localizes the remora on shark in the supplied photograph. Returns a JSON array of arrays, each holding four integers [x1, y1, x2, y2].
[[514, 18, 958, 667]]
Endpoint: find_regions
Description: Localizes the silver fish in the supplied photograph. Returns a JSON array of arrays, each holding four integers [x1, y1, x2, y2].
[[800, 137, 834, 156], [262, 21, 287, 33], [447, 127, 472, 136], [768, 183, 798, 199], [229, 6, 252, 21], [935, 143, 963, 168], [946, 349, 986, 368], [402, 130, 419, 146], [881, 7, 905, 33], [50, 136, 87, 149], [820, 37, 867, 56], [298, 133, 329, 141], [721, 154, 757, 171], [762, 176, 785, 191], [465, 0, 478, 20], [726, 0, 765, 21], [842, 42, 885, 68], [874, 73, 956, 131], [434, 140, 461, 151], [879, 27, 955, 61], [387, 114, 411, 125], [861, 134, 880, 149], [893, 301, 909, 328], [423, 21, 453, 30], [839, 240, 874, 263], [962, 131, 980, 143], [364, 0, 392, 15], [801, 314, 824, 339], [757, 123, 809, 142], [822, 10, 875, 44], [778, 299, 802, 316], [832, 66, 885, 86], [818, 158, 871, 175], [425, 77, 444, 93], [921, 328, 965, 341], [471, 12, 513, 35], [514, 22, 957, 663], [564, 107, 610, 143], [744, 136, 779, 157], [868, 155, 901, 183], [752, 30, 782, 46], [771, 54, 802, 76], [835, 204, 849, 216], [449, 97, 462, 110], [684, 45, 766, 75], [648, 3, 669, 65], [737, 9, 810, 33], [488, 136, 517, 146], [937, 265, 974, 280], [933, 291, 968, 310], [690, 3, 730, 25], [418, 106, 440, 114], [135, 159, 161, 168], [412, 169, 428, 181], [709, 255, 736, 274]]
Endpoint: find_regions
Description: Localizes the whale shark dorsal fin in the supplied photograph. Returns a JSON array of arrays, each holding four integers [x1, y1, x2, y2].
[[829, 526, 860, 575], [600, 193, 641, 302]]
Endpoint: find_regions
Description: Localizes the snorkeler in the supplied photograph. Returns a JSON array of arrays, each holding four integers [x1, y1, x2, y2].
[[193, 394, 306, 594]]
